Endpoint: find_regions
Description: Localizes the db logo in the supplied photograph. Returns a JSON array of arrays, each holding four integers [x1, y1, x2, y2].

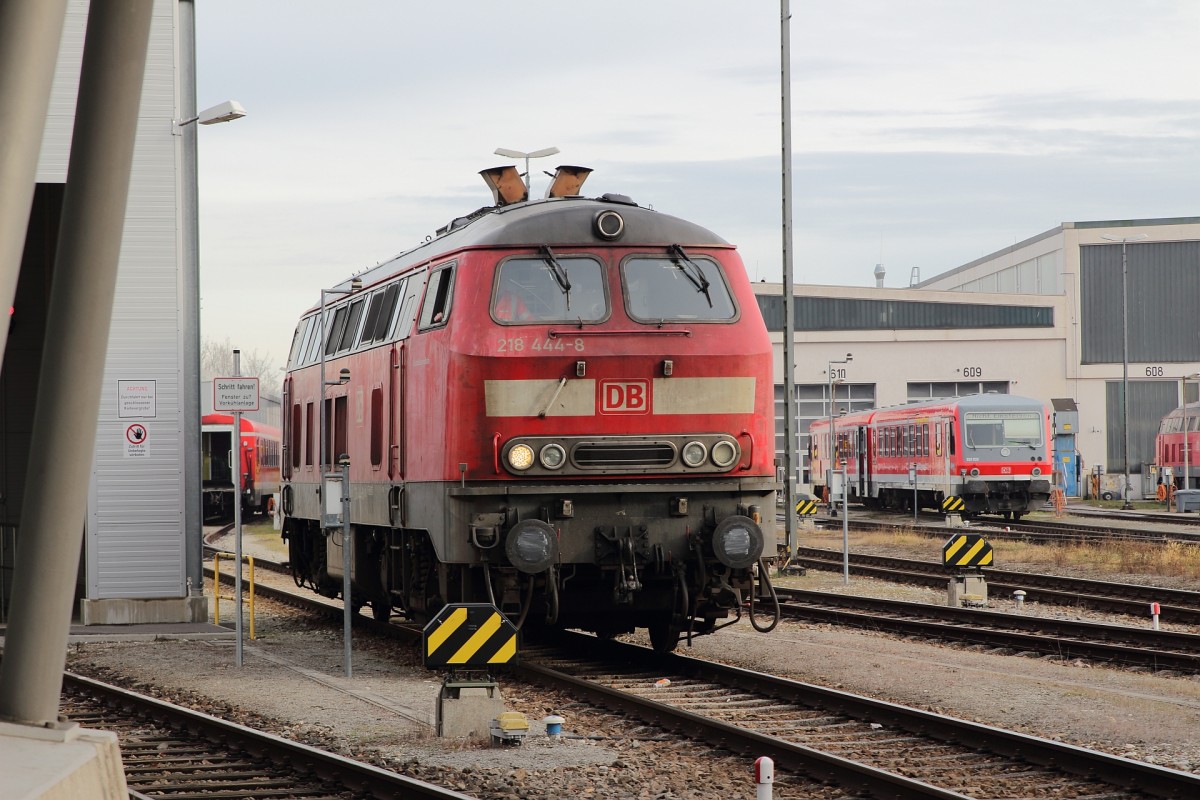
[[599, 380, 650, 415]]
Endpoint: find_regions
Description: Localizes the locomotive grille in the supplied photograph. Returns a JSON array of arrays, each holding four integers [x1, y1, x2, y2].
[[573, 442, 676, 469]]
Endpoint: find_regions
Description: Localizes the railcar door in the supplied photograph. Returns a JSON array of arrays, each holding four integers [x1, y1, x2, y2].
[[857, 425, 868, 496]]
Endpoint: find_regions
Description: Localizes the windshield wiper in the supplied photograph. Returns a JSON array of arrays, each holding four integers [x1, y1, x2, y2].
[[669, 244, 712, 307], [540, 245, 572, 310]]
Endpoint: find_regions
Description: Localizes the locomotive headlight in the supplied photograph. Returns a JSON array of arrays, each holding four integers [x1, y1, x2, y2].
[[710, 440, 738, 469], [1032, 467, 1042, 476], [969, 467, 981, 477], [505, 520, 559, 574], [507, 443, 535, 471], [710, 515, 764, 570], [681, 441, 707, 468], [539, 443, 566, 469]]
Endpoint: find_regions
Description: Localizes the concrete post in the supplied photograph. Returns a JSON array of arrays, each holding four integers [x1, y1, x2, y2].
[[0, 0, 153, 727], [0, 0, 68, 361]]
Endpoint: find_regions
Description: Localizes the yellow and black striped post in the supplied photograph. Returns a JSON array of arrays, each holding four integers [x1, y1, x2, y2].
[[795, 498, 819, 517], [941, 496, 966, 515], [942, 534, 994, 570], [423, 603, 518, 669]]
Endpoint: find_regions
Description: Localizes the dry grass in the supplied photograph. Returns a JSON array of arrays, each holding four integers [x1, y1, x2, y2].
[[800, 526, 1200, 580]]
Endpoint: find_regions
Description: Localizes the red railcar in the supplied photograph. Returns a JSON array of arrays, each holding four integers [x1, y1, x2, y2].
[[810, 393, 1052, 519], [279, 166, 778, 651], [1155, 402, 1200, 491], [201, 414, 281, 519]]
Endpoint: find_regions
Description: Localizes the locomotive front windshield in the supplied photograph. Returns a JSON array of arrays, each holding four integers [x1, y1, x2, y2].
[[623, 255, 736, 322], [964, 411, 1043, 449], [492, 255, 607, 323]]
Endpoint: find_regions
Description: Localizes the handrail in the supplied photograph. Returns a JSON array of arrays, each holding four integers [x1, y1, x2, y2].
[[212, 551, 256, 640]]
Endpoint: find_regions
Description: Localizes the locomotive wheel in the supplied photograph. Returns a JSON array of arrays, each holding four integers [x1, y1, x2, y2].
[[371, 596, 392, 622], [648, 618, 681, 653]]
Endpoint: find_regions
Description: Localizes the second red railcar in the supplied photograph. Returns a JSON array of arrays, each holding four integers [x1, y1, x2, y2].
[[810, 393, 1052, 519]]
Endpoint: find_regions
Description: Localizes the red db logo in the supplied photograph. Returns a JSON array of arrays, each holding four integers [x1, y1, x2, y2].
[[599, 380, 650, 415]]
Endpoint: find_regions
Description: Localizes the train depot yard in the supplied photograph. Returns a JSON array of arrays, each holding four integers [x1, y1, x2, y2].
[[52, 514, 1200, 798]]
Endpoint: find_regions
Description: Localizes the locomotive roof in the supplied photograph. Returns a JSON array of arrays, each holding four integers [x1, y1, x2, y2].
[[325, 194, 732, 296]]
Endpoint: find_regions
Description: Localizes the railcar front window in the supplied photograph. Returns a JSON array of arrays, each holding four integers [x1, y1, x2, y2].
[[964, 412, 1043, 449], [492, 256, 606, 323], [623, 256, 736, 322]]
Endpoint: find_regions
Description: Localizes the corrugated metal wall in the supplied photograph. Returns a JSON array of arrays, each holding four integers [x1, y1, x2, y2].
[[1081, 241, 1200, 364], [40, 1, 186, 600], [1105, 380, 1176, 473]]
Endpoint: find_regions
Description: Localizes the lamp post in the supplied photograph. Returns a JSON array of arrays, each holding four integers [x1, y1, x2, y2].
[[1101, 233, 1148, 509], [179, 0, 247, 609], [1184, 373, 1199, 493], [494, 146, 559, 193], [826, 353, 852, 510], [319, 280, 358, 676]]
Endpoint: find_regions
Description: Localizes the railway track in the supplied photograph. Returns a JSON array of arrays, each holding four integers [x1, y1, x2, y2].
[[771, 587, 1200, 673], [794, 545, 1200, 623], [61, 671, 475, 799], [811, 512, 1200, 546], [202, 558, 1200, 797], [524, 632, 1200, 798]]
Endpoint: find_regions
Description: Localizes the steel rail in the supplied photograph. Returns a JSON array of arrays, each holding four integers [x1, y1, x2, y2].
[[794, 545, 1200, 623], [63, 672, 476, 800]]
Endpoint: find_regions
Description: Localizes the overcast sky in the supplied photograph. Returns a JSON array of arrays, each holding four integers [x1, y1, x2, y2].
[[195, 1, 1200, 371]]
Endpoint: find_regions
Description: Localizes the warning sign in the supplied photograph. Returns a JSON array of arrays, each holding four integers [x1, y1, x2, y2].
[[125, 423, 148, 458]]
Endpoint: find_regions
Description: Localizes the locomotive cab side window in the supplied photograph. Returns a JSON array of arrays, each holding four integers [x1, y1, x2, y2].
[[390, 274, 421, 340], [418, 265, 455, 330], [622, 253, 737, 322], [492, 254, 607, 324]]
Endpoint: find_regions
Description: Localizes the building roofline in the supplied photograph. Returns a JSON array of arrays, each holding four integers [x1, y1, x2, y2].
[[915, 215, 1200, 288]]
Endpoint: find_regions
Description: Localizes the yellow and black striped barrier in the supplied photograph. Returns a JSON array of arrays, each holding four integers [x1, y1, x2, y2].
[[942, 534, 994, 569], [795, 499, 819, 517], [423, 603, 518, 669], [941, 495, 966, 514]]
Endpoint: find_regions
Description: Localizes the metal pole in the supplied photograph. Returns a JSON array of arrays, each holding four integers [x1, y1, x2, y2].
[[0, 0, 153, 726], [319, 289, 328, 477], [1121, 241, 1133, 509], [233, 351, 244, 667], [827, 364, 835, 513], [179, 0, 204, 606], [341, 457, 352, 678], [1184, 377, 1191, 493], [841, 459, 849, 584], [779, 0, 799, 560], [0, 0, 68, 364]]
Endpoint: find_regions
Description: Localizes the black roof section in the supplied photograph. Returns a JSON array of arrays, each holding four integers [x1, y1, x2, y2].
[[326, 195, 731, 296]]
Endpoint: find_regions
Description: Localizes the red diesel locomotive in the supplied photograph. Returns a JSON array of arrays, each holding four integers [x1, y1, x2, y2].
[[201, 414, 281, 519], [279, 166, 779, 651], [1155, 401, 1200, 491], [810, 393, 1052, 519]]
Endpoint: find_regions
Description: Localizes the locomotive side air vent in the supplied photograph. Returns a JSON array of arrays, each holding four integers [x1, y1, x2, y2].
[[573, 441, 676, 469]]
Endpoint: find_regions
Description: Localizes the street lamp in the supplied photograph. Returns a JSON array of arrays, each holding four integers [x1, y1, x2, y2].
[[178, 77, 247, 607], [1101, 233, 1148, 509], [494, 146, 559, 194], [1183, 373, 1199, 492], [826, 353, 852, 509], [319, 278, 359, 678]]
